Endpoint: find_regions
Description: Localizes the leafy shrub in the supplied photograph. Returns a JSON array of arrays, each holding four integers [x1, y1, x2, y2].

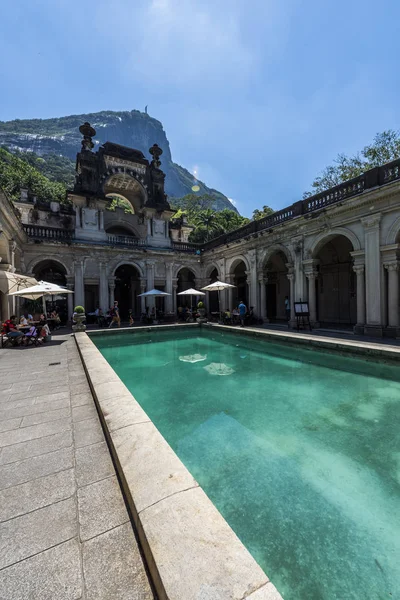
[[74, 306, 85, 314]]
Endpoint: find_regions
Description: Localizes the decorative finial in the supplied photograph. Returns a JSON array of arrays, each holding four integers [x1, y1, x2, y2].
[[149, 143, 162, 168], [79, 122, 96, 152]]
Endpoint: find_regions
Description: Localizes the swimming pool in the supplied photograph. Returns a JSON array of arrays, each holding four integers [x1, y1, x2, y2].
[[93, 327, 400, 600]]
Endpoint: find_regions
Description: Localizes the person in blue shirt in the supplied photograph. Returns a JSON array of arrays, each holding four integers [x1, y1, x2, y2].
[[238, 300, 247, 327]]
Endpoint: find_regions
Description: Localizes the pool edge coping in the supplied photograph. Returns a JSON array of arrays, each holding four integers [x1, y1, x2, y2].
[[204, 323, 400, 361], [74, 328, 283, 600]]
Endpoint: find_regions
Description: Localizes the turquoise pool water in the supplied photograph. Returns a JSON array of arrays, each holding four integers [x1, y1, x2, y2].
[[94, 328, 400, 600]]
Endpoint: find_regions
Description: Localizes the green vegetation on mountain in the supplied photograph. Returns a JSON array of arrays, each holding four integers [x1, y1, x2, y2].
[[0, 146, 67, 203], [304, 130, 400, 197]]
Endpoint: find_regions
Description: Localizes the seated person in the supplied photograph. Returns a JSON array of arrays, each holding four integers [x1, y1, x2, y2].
[[232, 307, 240, 324], [51, 309, 61, 329], [38, 317, 51, 340], [224, 309, 232, 324], [24, 325, 41, 344], [3, 315, 24, 342], [19, 311, 33, 326]]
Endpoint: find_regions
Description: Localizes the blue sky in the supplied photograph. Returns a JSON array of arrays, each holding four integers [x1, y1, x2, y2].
[[1, 0, 399, 217]]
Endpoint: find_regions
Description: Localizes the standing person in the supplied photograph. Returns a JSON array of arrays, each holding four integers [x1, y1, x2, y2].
[[128, 309, 134, 326], [238, 300, 247, 327], [108, 301, 120, 328], [284, 296, 290, 321]]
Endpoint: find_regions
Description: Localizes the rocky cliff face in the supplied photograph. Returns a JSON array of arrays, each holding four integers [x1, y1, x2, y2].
[[0, 110, 236, 212]]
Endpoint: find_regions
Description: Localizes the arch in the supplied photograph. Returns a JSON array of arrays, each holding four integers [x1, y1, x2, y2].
[[106, 223, 139, 237], [308, 227, 361, 258], [109, 259, 145, 279], [26, 256, 70, 278], [260, 244, 294, 269], [105, 193, 136, 214], [205, 263, 220, 279], [313, 234, 357, 326], [226, 254, 250, 275], [101, 169, 148, 213], [174, 263, 201, 280], [385, 215, 400, 245], [114, 263, 142, 318]]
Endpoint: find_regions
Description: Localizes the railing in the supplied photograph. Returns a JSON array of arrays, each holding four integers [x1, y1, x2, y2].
[[23, 224, 75, 241], [171, 241, 200, 253], [107, 234, 145, 247], [202, 158, 400, 251]]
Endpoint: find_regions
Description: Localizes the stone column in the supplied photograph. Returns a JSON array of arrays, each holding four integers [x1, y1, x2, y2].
[[0, 290, 9, 322], [140, 280, 146, 313], [306, 271, 318, 325], [99, 211, 104, 231], [362, 214, 382, 335], [226, 275, 234, 310], [74, 259, 85, 308], [98, 262, 108, 312], [353, 265, 366, 331], [258, 276, 266, 320], [173, 282, 178, 314], [146, 261, 156, 310], [385, 262, 399, 328], [250, 268, 259, 312], [165, 263, 174, 314], [287, 272, 295, 327], [108, 279, 115, 308], [66, 279, 74, 323]]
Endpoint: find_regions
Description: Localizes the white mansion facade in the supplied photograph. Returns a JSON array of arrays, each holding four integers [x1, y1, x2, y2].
[[1, 123, 400, 337]]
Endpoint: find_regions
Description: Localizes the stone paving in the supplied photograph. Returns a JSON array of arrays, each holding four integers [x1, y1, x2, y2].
[[0, 335, 153, 600]]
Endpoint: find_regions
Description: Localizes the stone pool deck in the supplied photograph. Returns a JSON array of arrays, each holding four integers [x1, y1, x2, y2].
[[0, 334, 153, 600]]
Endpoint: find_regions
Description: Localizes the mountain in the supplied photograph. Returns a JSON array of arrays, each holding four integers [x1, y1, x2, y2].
[[0, 110, 237, 213]]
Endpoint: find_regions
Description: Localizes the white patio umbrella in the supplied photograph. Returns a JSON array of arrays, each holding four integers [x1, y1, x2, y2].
[[201, 280, 236, 321], [138, 288, 171, 322], [9, 280, 73, 315], [177, 287, 205, 312]]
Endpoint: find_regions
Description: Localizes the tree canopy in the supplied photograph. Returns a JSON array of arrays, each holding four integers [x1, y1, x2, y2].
[[0, 146, 67, 203], [252, 205, 275, 220], [304, 130, 400, 197]]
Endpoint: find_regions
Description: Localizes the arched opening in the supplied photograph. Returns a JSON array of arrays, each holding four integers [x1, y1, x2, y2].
[[208, 268, 219, 313], [106, 225, 137, 237], [177, 268, 196, 308], [105, 193, 135, 215], [263, 251, 289, 322], [32, 260, 68, 321], [231, 261, 248, 307], [104, 175, 145, 214], [315, 235, 356, 327], [114, 264, 141, 320]]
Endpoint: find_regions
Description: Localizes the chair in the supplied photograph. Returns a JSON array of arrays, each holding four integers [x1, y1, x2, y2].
[[24, 326, 42, 347], [0, 333, 11, 348]]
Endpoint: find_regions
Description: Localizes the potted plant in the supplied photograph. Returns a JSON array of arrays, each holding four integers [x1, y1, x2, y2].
[[196, 301, 207, 323], [72, 305, 86, 332]]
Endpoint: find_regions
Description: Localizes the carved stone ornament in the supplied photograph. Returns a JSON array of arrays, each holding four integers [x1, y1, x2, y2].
[[79, 122, 96, 152], [149, 143, 163, 168]]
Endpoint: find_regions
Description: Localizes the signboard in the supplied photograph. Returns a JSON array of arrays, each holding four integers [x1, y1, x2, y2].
[[294, 302, 309, 316]]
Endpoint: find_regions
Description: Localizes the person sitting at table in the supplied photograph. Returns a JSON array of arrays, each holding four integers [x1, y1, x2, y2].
[[224, 309, 232, 325], [232, 307, 239, 325], [38, 316, 51, 341], [24, 324, 41, 345], [19, 311, 33, 326], [3, 316, 24, 343], [51, 309, 61, 329]]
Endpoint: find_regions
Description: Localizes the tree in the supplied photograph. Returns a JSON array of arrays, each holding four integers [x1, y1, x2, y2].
[[304, 129, 400, 197], [252, 205, 275, 220], [192, 209, 220, 242]]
